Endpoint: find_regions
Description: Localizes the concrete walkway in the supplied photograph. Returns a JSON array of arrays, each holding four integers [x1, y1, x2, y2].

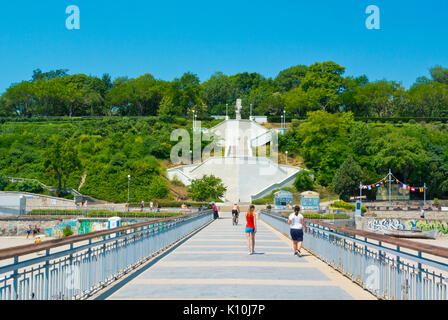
[[108, 212, 376, 300]]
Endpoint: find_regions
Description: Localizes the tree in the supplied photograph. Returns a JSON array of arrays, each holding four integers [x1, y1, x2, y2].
[[107, 74, 166, 116], [275, 65, 308, 92], [284, 61, 346, 115], [288, 111, 354, 185], [353, 80, 403, 117], [293, 170, 314, 192], [430, 66, 448, 85], [43, 136, 82, 192], [407, 82, 448, 117], [172, 72, 203, 115], [201, 72, 234, 113], [332, 155, 363, 201], [32, 69, 69, 81], [3, 81, 37, 117], [188, 175, 227, 202]]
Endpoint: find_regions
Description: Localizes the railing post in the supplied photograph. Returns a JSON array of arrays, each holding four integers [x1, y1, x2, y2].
[[44, 249, 50, 300], [12, 256, 18, 300]]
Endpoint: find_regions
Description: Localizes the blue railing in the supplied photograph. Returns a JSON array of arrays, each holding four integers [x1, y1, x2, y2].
[[260, 210, 448, 300], [0, 210, 214, 300]]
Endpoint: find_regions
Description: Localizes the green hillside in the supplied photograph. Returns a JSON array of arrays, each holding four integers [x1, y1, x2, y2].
[[0, 117, 219, 203]]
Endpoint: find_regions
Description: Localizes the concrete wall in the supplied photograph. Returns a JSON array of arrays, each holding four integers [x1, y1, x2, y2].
[[356, 216, 448, 235], [0, 192, 76, 215], [0, 216, 62, 236]]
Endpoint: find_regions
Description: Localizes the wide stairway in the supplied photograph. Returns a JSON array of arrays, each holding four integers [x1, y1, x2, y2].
[[107, 212, 375, 300]]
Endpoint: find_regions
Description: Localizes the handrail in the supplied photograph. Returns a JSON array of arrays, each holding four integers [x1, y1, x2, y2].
[[0, 210, 213, 260], [261, 210, 448, 259]]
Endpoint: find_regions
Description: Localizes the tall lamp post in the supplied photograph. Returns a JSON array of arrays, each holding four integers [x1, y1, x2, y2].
[[285, 151, 288, 165], [226, 103, 228, 120], [127, 174, 131, 202], [250, 104, 253, 120], [192, 109, 195, 131], [283, 110, 286, 129]]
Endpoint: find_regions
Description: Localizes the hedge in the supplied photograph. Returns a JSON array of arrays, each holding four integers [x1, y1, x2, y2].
[[130, 200, 209, 208], [266, 115, 448, 124], [332, 200, 366, 213], [28, 209, 187, 218]]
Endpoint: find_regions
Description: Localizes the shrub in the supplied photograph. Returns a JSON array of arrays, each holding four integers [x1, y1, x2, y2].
[[0, 174, 7, 190], [62, 225, 73, 237], [332, 200, 366, 213], [294, 170, 314, 192], [17, 180, 44, 193]]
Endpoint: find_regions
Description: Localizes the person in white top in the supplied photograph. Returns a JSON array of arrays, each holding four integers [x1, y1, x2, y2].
[[287, 205, 308, 257]]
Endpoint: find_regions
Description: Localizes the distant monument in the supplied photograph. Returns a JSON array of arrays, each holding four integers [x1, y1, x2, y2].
[[235, 99, 242, 120]]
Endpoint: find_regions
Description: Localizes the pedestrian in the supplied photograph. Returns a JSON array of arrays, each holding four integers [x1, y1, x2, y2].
[[212, 202, 218, 219], [198, 204, 203, 212], [126, 201, 130, 212], [140, 200, 145, 212], [245, 205, 257, 255], [288, 205, 308, 257], [26, 225, 32, 239], [150, 201, 154, 212], [32, 225, 40, 237], [232, 203, 240, 225], [421, 208, 425, 219]]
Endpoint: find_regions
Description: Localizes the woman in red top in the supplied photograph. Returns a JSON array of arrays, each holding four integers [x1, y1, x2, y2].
[[245, 204, 257, 255]]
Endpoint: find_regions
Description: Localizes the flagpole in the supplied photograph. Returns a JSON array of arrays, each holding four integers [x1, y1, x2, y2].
[[424, 183, 426, 207], [388, 168, 392, 205], [359, 181, 362, 209]]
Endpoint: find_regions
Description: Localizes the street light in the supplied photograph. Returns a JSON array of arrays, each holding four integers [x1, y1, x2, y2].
[[250, 104, 253, 120], [226, 103, 228, 119], [192, 109, 195, 131], [127, 174, 131, 202], [283, 110, 286, 129], [285, 151, 288, 165]]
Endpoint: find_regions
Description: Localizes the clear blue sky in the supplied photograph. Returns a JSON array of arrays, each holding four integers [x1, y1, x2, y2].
[[0, 0, 447, 93]]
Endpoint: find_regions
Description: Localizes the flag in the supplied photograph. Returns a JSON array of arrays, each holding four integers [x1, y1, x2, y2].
[[411, 187, 415, 192], [368, 185, 372, 190], [419, 188, 424, 192], [380, 181, 383, 185], [407, 186, 411, 190]]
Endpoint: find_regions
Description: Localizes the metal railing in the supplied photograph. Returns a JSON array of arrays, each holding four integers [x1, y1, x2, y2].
[[0, 210, 214, 300], [259, 210, 448, 300]]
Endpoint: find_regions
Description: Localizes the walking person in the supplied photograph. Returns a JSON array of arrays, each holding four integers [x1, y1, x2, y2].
[[420, 208, 425, 219], [232, 203, 240, 225], [212, 202, 219, 219], [140, 200, 145, 212], [288, 205, 308, 257], [26, 225, 32, 239], [245, 205, 257, 255]]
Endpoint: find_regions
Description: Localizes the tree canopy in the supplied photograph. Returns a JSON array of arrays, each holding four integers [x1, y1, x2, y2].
[[3, 64, 447, 119]]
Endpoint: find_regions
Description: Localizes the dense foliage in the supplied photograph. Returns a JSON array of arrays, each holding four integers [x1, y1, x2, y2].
[[0, 117, 210, 202], [187, 175, 227, 202], [2, 64, 448, 119], [280, 111, 448, 199], [293, 170, 314, 192]]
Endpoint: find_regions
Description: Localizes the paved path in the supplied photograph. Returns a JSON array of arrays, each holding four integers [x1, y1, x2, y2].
[[108, 213, 375, 300]]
